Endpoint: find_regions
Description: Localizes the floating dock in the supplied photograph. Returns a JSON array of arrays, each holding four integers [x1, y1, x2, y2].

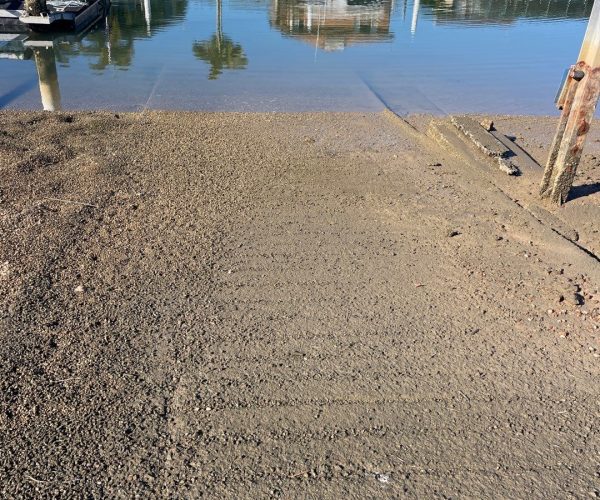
[[0, 0, 107, 33]]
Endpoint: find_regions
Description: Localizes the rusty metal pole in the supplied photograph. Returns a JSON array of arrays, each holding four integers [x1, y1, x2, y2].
[[540, 0, 600, 204], [24, 0, 47, 16]]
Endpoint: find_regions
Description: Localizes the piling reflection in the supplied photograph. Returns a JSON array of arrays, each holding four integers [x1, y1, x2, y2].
[[270, 0, 393, 51], [33, 46, 61, 111], [0, 37, 61, 110], [193, 0, 247, 79]]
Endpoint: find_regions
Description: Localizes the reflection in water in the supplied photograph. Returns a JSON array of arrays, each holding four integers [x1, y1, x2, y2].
[[270, 0, 393, 51], [33, 46, 61, 111], [51, 0, 188, 71], [0, 0, 189, 110], [143, 0, 151, 34], [0, 0, 594, 113], [0, 40, 61, 110], [421, 0, 593, 25], [193, 0, 248, 79], [411, 0, 419, 34]]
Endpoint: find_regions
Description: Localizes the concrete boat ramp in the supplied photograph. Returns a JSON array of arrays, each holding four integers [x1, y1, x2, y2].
[[418, 112, 600, 270], [1, 110, 599, 497]]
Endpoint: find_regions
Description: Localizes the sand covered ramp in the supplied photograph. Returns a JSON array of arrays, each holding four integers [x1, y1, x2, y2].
[[0, 111, 599, 497]]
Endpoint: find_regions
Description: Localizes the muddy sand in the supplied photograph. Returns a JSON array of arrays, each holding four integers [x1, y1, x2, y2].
[[1, 110, 599, 498]]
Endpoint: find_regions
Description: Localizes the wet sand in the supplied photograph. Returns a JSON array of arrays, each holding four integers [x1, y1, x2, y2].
[[0, 110, 599, 497]]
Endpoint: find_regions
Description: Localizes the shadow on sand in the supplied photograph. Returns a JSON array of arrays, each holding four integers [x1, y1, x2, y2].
[[569, 182, 600, 201]]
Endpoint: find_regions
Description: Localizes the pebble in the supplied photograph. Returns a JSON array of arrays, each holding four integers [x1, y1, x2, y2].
[[480, 118, 495, 131], [74, 285, 85, 293], [375, 473, 391, 484]]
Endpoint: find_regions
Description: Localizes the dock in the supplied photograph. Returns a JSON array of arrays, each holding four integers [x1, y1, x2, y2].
[[0, 0, 107, 33]]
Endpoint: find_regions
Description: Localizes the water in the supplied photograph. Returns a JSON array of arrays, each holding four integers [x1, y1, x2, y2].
[[0, 0, 593, 113]]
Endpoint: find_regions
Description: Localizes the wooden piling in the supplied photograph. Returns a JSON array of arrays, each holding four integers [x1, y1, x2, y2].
[[24, 0, 47, 16], [540, 0, 600, 204]]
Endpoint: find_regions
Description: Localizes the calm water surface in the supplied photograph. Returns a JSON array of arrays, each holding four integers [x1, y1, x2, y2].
[[0, 0, 593, 113]]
